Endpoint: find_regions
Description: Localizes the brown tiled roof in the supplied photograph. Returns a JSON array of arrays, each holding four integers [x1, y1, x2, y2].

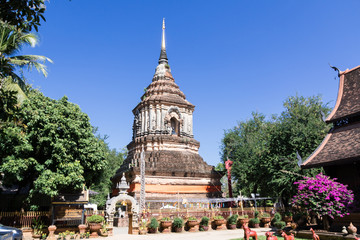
[[302, 122, 360, 168], [326, 65, 360, 123]]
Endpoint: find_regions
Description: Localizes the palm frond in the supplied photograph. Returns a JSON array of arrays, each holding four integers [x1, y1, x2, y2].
[[9, 55, 52, 77]]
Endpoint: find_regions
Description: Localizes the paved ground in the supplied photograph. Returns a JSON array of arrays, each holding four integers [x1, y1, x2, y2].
[[97, 227, 272, 240]]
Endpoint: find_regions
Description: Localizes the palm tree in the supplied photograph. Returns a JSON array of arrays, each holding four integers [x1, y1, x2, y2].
[[0, 21, 52, 92]]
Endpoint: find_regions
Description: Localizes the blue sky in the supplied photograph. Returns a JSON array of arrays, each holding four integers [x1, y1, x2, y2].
[[24, 0, 360, 167]]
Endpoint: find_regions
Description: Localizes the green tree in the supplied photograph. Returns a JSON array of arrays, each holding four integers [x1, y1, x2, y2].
[[90, 145, 125, 208], [0, 90, 107, 208], [261, 95, 331, 202], [0, 0, 46, 32], [221, 112, 270, 196], [220, 95, 331, 203]]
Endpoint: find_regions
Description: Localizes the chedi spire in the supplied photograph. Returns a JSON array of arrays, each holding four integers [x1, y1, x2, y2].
[[159, 18, 168, 64]]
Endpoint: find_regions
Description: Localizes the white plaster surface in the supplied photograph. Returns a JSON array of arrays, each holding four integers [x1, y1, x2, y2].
[[93, 226, 271, 240]]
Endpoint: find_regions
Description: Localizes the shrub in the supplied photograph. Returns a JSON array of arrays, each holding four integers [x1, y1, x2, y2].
[[213, 215, 224, 220], [291, 173, 354, 219], [272, 212, 282, 224], [87, 215, 104, 223], [254, 210, 259, 218], [273, 221, 286, 229], [200, 216, 209, 226], [188, 216, 197, 221], [148, 218, 159, 229], [284, 211, 293, 217], [249, 218, 260, 225], [227, 215, 238, 225], [172, 217, 183, 228], [161, 217, 171, 222]]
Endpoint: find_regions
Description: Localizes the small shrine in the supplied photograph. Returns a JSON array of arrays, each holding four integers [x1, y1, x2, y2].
[[106, 174, 139, 234], [302, 65, 360, 226], [112, 19, 222, 208]]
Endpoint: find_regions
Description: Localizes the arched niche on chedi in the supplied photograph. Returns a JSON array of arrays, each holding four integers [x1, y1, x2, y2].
[[164, 106, 183, 136]]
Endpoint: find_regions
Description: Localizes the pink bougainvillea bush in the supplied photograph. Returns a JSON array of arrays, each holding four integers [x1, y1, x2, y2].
[[291, 173, 354, 219]]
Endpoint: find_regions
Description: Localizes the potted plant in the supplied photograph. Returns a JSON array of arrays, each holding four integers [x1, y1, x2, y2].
[[249, 217, 260, 228], [160, 217, 172, 233], [172, 217, 184, 232], [65, 230, 71, 240], [283, 211, 293, 226], [41, 233, 47, 240], [100, 224, 109, 236], [199, 216, 209, 231], [227, 214, 238, 229], [274, 221, 286, 234], [32, 218, 46, 239], [139, 218, 147, 235], [86, 214, 104, 237], [187, 216, 198, 232], [237, 215, 249, 228], [260, 212, 271, 227], [293, 212, 307, 227], [148, 218, 159, 233], [213, 215, 225, 230], [85, 232, 90, 239], [271, 213, 282, 225]]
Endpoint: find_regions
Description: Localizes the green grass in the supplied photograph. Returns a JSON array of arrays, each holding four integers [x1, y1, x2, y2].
[[231, 235, 311, 240]]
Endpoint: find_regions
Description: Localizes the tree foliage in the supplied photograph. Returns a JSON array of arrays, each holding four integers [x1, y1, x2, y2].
[[90, 142, 125, 208], [0, 0, 46, 32], [221, 95, 331, 202], [0, 90, 107, 207]]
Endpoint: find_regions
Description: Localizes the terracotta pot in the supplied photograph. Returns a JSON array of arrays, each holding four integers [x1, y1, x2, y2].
[[47, 225, 57, 240], [238, 218, 249, 228], [261, 217, 271, 227], [78, 224, 87, 235], [139, 229, 147, 235], [347, 222, 357, 235], [199, 225, 209, 231], [214, 219, 225, 230], [160, 221, 172, 233], [227, 224, 237, 229], [174, 227, 182, 232], [148, 227, 157, 234], [187, 220, 199, 232], [88, 223, 101, 237], [32, 233, 41, 240], [252, 223, 260, 228]]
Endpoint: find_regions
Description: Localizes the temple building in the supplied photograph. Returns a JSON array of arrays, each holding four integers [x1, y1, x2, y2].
[[302, 65, 360, 226], [112, 19, 222, 206]]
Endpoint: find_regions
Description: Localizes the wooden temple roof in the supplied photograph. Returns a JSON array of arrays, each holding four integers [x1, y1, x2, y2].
[[326, 65, 360, 123], [303, 65, 360, 168], [302, 121, 360, 168]]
